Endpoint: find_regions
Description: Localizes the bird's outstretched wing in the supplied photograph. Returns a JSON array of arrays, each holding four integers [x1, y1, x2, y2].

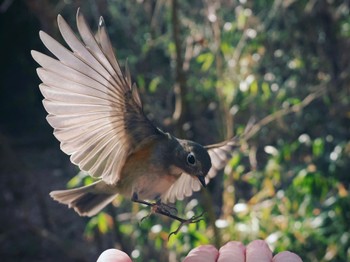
[[205, 119, 254, 180], [161, 136, 242, 203], [205, 137, 241, 179], [32, 9, 161, 184], [161, 173, 201, 203]]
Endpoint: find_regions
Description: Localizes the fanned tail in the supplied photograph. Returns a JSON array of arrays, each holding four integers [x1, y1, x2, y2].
[[50, 181, 117, 217]]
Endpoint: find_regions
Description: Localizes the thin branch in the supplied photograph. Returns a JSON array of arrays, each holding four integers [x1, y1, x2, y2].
[[243, 86, 327, 141]]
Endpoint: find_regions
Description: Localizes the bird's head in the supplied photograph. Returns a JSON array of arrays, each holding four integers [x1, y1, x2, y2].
[[174, 139, 212, 187]]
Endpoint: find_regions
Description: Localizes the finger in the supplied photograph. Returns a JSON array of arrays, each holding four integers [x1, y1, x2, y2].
[[183, 245, 219, 262], [273, 251, 303, 262], [218, 241, 246, 262], [97, 249, 132, 262], [246, 240, 273, 262]]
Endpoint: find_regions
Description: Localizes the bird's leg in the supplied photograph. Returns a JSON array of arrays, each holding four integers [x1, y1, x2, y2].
[[131, 193, 158, 222], [131, 193, 204, 237], [154, 199, 178, 215], [132, 193, 177, 221]]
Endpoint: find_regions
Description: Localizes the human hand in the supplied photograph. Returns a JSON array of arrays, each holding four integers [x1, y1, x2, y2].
[[97, 240, 302, 262], [183, 240, 302, 262]]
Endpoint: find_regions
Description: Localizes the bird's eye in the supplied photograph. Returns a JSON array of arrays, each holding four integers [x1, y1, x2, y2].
[[187, 153, 196, 166]]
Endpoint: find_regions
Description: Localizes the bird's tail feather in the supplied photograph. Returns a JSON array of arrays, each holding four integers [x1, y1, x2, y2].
[[50, 181, 117, 217]]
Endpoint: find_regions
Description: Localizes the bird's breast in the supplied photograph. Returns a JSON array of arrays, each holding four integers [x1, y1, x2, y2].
[[117, 140, 182, 200]]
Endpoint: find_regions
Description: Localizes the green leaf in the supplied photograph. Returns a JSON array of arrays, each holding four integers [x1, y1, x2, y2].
[[149, 76, 161, 93], [196, 53, 214, 71], [229, 153, 241, 169], [137, 75, 145, 91], [67, 171, 89, 188], [66, 175, 81, 189], [262, 82, 271, 100], [237, 11, 247, 29], [168, 42, 176, 55], [220, 42, 232, 55], [250, 80, 258, 95], [313, 138, 324, 157], [83, 176, 95, 186], [84, 216, 98, 239], [287, 98, 301, 105], [97, 213, 109, 234]]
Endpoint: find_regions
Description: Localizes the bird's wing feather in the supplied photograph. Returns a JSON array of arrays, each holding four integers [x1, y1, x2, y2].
[[205, 137, 240, 179], [32, 9, 161, 184], [205, 119, 254, 179], [161, 173, 201, 203]]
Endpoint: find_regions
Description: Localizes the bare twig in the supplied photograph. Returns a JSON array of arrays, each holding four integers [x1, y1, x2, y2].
[[243, 86, 327, 141]]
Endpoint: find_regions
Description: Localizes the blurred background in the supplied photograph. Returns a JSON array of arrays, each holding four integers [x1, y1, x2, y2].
[[0, 0, 349, 261]]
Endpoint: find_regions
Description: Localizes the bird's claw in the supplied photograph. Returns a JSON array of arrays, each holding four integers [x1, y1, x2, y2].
[[140, 213, 151, 223], [168, 212, 205, 239], [132, 195, 204, 237]]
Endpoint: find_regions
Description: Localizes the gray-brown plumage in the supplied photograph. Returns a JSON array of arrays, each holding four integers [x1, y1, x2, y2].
[[31, 9, 241, 218]]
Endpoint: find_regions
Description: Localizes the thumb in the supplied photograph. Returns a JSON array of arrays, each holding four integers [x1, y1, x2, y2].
[[97, 249, 132, 262]]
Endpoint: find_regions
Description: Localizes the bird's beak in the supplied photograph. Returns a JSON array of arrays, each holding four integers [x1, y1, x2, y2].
[[197, 175, 206, 188]]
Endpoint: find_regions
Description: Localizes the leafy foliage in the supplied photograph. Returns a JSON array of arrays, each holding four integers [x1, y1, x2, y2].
[[67, 1, 349, 261], [1, 0, 349, 261]]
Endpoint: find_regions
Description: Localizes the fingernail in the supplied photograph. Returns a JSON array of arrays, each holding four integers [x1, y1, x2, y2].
[[273, 251, 303, 262], [218, 241, 246, 262], [183, 244, 219, 262], [246, 240, 273, 262]]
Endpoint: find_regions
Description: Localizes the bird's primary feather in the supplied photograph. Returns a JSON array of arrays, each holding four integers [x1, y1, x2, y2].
[[32, 9, 160, 185]]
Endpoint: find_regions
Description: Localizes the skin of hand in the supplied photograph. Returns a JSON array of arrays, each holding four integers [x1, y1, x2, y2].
[[97, 240, 303, 262], [31, 8, 244, 220]]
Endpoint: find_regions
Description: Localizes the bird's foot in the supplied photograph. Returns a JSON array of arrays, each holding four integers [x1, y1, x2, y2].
[[168, 212, 204, 239], [132, 194, 178, 222], [131, 193, 204, 237]]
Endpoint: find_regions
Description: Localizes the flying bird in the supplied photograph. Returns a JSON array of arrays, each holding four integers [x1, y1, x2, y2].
[[31, 9, 243, 233]]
